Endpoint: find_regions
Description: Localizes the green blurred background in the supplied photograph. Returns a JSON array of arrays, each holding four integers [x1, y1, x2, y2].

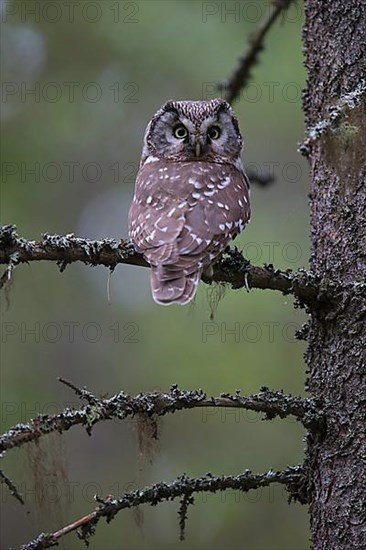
[[1, 1, 310, 548]]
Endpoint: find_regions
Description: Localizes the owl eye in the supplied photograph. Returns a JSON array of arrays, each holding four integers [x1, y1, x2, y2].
[[173, 125, 188, 139], [208, 126, 221, 140]]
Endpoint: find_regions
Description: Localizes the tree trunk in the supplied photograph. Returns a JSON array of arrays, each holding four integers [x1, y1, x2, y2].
[[303, 1, 366, 548]]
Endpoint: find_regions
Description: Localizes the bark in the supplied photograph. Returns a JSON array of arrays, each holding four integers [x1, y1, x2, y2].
[[303, 1, 366, 548]]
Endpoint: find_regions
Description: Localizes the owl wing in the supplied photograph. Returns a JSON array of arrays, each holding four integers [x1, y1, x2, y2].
[[152, 162, 250, 278], [128, 160, 193, 265], [178, 164, 250, 261]]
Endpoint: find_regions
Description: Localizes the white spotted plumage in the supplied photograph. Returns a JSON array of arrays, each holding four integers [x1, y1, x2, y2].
[[128, 99, 251, 305]]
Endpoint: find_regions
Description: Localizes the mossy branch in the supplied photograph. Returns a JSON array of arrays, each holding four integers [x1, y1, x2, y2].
[[0, 225, 320, 305], [0, 379, 321, 458], [21, 465, 307, 549]]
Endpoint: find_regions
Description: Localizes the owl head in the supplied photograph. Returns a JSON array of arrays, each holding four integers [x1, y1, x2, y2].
[[141, 98, 243, 164]]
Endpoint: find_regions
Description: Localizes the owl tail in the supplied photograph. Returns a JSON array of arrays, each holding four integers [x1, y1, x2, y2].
[[150, 267, 201, 305]]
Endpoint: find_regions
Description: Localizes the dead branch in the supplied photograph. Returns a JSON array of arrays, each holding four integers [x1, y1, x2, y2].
[[0, 225, 320, 304], [0, 469, 24, 505], [21, 465, 307, 549], [0, 381, 320, 457], [220, 0, 295, 104]]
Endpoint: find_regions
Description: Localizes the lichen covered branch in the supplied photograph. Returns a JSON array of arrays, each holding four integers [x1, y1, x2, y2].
[[21, 465, 307, 549], [0, 381, 320, 456], [0, 225, 319, 304]]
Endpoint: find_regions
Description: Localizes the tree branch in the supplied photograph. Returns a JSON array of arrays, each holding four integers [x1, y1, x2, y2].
[[246, 168, 276, 187], [0, 381, 320, 457], [220, 0, 295, 104], [299, 80, 366, 156], [21, 465, 307, 549], [0, 469, 24, 505], [0, 225, 319, 304]]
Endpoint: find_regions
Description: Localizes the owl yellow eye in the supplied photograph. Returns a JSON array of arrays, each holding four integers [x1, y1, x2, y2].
[[208, 126, 221, 140], [173, 125, 188, 139]]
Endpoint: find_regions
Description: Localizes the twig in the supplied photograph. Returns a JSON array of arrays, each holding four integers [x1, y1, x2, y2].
[[0, 469, 24, 505], [58, 377, 99, 406], [178, 494, 194, 541], [220, 0, 295, 104], [0, 225, 320, 305], [0, 259, 15, 290], [21, 466, 307, 549], [246, 168, 276, 187], [0, 383, 320, 456], [0, 248, 19, 310]]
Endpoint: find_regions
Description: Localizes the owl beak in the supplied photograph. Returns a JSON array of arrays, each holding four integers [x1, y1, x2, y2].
[[191, 133, 204, 157]]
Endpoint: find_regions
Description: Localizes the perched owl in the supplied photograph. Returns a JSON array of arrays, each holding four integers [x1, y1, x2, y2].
[[128, 98, 251, 305]]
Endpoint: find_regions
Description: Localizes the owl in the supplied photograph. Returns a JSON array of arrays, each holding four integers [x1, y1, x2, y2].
[[128, 98, 251, 305]]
